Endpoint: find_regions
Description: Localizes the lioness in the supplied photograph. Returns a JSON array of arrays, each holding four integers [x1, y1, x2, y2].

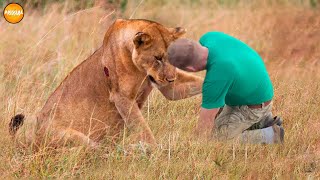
[[9, 19, 203, 148]]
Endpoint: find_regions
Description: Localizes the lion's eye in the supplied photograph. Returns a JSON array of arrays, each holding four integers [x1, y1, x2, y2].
[[155, 56, 162, 61]]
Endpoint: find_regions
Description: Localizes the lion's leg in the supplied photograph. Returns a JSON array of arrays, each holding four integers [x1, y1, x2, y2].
[[136, 85, 153, 109], [17, 125, 99, 149], [158, 69, 203, 100], [110, 92, 156, 145], [53, 128, 100, 148]]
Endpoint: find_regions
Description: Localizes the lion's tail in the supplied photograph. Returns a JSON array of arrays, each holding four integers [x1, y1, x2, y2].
[[9, 114, 25, 136]]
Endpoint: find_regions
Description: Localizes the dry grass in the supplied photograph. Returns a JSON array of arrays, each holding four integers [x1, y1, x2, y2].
[[1, 1, 320, 179]]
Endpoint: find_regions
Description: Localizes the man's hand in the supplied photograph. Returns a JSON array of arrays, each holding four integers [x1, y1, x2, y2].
[[195, 107, 219, 139]]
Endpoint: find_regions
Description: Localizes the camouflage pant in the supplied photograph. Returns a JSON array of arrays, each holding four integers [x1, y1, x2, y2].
[[214, 103, 273, 143]]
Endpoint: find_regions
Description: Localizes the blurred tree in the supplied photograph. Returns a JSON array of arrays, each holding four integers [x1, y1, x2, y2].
[[309, 0, 318, 7]]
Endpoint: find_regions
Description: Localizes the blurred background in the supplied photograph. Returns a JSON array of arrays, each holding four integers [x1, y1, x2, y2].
[[1, 0, 319, 62]]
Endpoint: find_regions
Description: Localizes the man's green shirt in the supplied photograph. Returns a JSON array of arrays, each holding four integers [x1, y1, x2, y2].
[[199, 32, 273, 109]]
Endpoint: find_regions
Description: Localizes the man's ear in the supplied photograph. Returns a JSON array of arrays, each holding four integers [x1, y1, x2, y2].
[[133, 32, 152, 48], [168, 27, 186, 39]]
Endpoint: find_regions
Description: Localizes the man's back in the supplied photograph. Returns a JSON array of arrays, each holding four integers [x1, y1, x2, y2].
[[200, 32, 273, 108]]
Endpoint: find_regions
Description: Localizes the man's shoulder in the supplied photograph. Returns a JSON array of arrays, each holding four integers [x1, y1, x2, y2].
[[200, 31, 230, 41], [201, 31, 227, 37], [199, 32, 236, 49]]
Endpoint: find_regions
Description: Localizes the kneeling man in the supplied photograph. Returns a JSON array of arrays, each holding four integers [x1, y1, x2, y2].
[[168, 32, 284, 144]]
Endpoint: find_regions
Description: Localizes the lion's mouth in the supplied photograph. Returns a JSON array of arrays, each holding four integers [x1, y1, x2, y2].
[[148, 75, 157, 84]]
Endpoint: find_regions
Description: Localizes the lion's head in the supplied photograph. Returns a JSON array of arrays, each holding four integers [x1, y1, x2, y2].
[[131, 22, 186, 87]]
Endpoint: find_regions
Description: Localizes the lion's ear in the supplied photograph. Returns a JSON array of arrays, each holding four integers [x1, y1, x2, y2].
[[168, 27, 186, 39], [133, 32, 151, 48]]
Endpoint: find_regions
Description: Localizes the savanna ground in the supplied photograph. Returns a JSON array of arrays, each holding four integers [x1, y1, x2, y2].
[[1, 0, 320, 179]]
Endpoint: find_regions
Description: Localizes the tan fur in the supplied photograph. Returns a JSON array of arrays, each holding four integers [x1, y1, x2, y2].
[[13, 19, 203, 148]]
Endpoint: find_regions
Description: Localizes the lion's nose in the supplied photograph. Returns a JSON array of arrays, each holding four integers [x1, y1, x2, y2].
[[166, 77, 175, 83]]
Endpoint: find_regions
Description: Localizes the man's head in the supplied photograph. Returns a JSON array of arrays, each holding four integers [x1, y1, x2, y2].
[[168, 38, 208, 72]]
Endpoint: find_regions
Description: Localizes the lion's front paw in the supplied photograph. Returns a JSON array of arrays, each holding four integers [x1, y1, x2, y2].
[[138, 132, 157, 146]]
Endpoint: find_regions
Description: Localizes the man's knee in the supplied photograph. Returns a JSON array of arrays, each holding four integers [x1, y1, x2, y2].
[[214, 123, 247, 141]]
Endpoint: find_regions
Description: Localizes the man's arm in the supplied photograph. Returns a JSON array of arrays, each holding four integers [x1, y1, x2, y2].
[[196, 107, 220, 138], [158, 69, 203, 100]]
